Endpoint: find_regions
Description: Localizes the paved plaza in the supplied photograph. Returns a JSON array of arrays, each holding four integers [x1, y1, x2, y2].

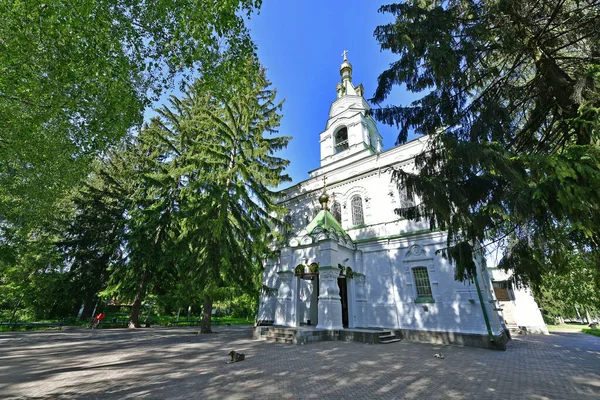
[[1, 326, 599, 399]]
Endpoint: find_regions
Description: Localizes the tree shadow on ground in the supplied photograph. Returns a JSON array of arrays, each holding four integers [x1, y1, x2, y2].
[[1, 326, 599, 399]]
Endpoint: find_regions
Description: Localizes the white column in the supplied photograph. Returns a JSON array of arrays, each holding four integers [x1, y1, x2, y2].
[[354, 250, 364, 274], [317, 266, 343, 330], [275, 271, 295, 327], [310, 277, 319, 325], [354, 274, 367, 328]]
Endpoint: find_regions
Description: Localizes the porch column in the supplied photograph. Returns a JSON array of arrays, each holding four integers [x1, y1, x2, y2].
[[316, 266, 343, 330], [275, 271, 295, 327], [354, 250, 363, 273], [354, 274, 367, 327]]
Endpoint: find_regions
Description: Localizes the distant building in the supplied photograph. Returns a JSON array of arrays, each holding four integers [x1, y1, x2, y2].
[[257, 55, 520, 349]]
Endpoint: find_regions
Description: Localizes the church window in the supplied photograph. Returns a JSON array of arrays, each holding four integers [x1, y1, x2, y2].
[[332, 201, 342, 223], [283, 215, 293, 238], [351, 195, 364, 226], [334, 127, 349, 153], [413, 267, 434, 302]]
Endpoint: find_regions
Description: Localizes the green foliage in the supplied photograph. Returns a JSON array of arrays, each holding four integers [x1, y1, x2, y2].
[[0, 5, 287, 323], [0, 0, 262, 229], [0, 226, 74, 320], [582, 329, 600, 338], [533, 253, 599, 318], [58, 156, 132, 319], [373, 0, 600, 286], [0, 0, 266, 322], [229, 294, 258, 319], [52, 64, 290, 328], [101, 133, 184, 327], [149, 64, 290, 331]]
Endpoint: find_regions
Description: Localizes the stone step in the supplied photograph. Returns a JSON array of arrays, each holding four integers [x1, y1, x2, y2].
[[267, 327, 297, 335], [378, 330, 401, 344], [380, 339, 402, 344], [265, 336, 294, 343], [268, 332, 295, 339]]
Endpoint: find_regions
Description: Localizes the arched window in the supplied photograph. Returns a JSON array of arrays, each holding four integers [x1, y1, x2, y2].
[[334, 127, 349, 153], [331, 201, 342, 223], [351, 195, 364, 226]]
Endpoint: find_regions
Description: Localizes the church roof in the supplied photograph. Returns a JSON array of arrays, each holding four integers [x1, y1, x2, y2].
[[305, 209, 345, 236], [288, 208, 354, 248]]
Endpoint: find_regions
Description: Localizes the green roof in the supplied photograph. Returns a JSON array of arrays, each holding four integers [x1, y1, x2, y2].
[[305, 210, 349, 238]]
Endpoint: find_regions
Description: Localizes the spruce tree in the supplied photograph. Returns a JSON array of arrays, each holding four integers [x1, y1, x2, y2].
[[118, 131, 183, 328], [60, 151, 132, 320], [373, 0, 600, 287], [152, 65, 290, 332]]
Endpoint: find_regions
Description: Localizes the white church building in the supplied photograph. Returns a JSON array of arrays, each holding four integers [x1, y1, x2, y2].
[[256, 55, 545, 349]]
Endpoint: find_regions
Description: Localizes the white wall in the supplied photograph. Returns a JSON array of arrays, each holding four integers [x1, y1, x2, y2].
[[355, 236, 501, 335]]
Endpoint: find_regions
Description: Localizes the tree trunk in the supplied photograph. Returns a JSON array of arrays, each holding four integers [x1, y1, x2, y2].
[[80, 296, 96, 320], [200, 296, 213, 333], [129, 270, 150, 328], [144, 301, 153, 327], [9, 297, 23, 331], [594, 251, 600, 289]]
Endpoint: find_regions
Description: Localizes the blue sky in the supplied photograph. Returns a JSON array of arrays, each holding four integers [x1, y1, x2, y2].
[[247, 1, 420, 187]]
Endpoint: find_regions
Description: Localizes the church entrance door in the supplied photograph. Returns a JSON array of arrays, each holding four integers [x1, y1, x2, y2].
[[337, 278, 348, 328]]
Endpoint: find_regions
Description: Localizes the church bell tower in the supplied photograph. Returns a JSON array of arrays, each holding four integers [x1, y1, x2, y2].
[[319, 51, 383, 168]]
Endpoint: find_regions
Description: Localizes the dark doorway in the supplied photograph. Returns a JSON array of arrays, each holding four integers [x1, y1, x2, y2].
[[337, 278, 348, 328], [311, 275, 319, 326]]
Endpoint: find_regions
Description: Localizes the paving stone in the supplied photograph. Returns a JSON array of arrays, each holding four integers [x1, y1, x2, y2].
[[0, 326, 598, 399]]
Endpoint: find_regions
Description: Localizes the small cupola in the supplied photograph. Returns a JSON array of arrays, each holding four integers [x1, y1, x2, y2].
[[336, 50, 359, 99], [340, 50, 353, 85]]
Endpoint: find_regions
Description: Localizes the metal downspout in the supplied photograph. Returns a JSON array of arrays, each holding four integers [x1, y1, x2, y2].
[[474, 272, 495, 342]]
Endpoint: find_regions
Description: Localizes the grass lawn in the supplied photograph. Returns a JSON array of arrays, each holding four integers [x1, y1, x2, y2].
[[582, 329, 600, 338], [547, 323, 600, 338], [0, 314, 254, 332], [160, 316, 253, 326], [0, 325, 60, 332], [547, 323, 588, 331]]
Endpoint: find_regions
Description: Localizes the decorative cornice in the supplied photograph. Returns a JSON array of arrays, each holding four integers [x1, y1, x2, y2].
[[318, 265, 339, 270], [280, 138, 427, 204]]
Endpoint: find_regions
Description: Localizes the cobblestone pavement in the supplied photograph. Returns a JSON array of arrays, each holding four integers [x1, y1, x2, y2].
[[1, 326, 598, 399]]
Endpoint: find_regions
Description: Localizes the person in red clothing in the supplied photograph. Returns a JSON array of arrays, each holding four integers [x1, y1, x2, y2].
[[91, 312, 105, 329]]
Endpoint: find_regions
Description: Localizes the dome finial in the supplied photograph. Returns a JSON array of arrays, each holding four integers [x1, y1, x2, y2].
[[340, 49, 352, 84], [319, 176, 330, 211]]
